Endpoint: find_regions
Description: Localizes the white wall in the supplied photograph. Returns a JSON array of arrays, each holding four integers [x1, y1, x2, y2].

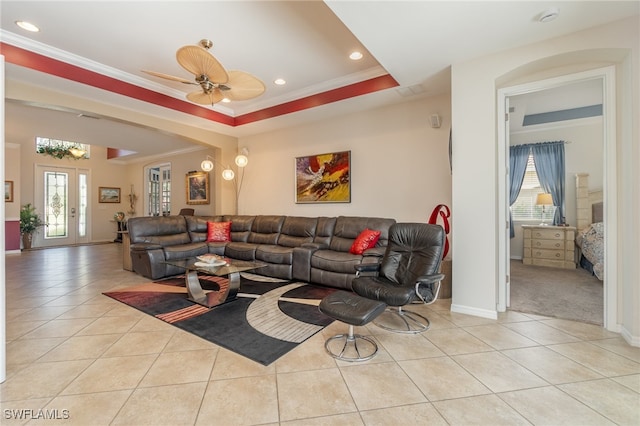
[[452, 17, 638, 342], [510, 118, 604, 258], [239, 94, 452, 222]]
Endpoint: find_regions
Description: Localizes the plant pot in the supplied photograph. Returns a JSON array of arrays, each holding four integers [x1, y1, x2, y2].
[[22, 233, 33, 250]]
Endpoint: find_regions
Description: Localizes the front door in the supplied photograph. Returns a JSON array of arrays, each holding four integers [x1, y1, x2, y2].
[[34, 165, 90, 247]]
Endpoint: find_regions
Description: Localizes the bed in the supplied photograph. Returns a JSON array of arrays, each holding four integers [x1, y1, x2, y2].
[[575, 174, 604, 280]]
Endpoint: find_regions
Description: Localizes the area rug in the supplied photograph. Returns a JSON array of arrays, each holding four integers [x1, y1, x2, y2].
[[103, 272, 336, 365]]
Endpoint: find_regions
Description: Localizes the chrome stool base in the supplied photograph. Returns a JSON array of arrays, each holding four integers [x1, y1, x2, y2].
[[324, 325, 378, 362], [373, 307, 430, 334]]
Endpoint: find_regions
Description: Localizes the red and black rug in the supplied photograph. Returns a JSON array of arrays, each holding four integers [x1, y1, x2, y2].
[[103, 273, 336, 365]]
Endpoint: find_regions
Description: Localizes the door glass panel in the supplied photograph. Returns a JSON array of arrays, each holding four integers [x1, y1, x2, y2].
[[44, 171, 68, 238], [162, 168, 171, 215], [78, 173, 88, 237], [149, 168, 160, 216], [147, 164, 171, 216]]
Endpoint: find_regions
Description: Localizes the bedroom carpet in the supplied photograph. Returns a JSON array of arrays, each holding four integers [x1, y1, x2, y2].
[[104, 272, 336, 365], [510, 260, 603, 325]]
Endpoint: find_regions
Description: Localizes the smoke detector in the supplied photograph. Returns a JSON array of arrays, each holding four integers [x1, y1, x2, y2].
[[539, 7, 559, 23]]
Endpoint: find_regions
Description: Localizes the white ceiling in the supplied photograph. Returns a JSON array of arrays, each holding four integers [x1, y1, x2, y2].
[[2, 1, 638, 160]]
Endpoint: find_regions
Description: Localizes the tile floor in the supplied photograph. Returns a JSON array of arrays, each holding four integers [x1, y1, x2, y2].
[[2, 243, 639, 425]]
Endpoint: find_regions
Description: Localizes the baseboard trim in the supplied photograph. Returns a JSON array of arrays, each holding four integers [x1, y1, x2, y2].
[[620, 325, 640, 347], [451, 304, 498, 320]]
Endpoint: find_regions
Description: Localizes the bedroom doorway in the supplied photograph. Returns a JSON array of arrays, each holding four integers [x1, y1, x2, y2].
[[497, 66, 617, 329]]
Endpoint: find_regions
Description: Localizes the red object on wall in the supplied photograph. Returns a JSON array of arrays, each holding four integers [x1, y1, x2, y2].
[[5, 220, 21, 251], [428, 204, 450, 259]]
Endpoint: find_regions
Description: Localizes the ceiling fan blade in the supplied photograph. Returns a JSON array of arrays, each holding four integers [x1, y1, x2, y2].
[[141, 70, 195, 85], [223, 70, 266, 101], [176, 46, 229, 83], [186, 89, 225, 106]]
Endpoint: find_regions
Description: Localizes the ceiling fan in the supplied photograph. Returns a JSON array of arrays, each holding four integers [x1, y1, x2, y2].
[[143, 39, 265, 106]]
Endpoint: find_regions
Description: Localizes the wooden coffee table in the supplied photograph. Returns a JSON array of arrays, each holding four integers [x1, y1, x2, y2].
[[164, 258, 267, 308]]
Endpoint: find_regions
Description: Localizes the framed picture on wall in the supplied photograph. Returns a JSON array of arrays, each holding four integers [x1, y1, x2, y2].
[[295, 150, 351, 203], [98, 186, 120, 203], [98, 187, 121, 203], [186, 171, 210, 205], [5, 181, 14, 202]]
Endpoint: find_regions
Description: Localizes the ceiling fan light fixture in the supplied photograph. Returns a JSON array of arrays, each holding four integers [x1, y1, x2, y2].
[[16, 20, 40, 32]]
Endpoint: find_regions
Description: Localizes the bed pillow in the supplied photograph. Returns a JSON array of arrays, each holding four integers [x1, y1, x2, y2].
[[206, 221, 232, 242], [350, 229, 381, 255]]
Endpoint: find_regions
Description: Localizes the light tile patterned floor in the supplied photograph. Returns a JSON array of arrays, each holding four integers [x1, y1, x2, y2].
[[2, 244, 639, 425]]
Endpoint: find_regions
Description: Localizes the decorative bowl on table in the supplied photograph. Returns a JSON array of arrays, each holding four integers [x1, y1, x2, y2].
[[196, 254, 227, 267]]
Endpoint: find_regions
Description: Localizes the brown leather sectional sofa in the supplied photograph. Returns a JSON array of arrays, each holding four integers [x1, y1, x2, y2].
[[127, 214, 396, 289]]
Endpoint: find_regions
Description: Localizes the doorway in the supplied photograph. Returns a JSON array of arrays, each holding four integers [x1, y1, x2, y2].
[[34, 164, 91, 247], [497, 66, 617, 329]]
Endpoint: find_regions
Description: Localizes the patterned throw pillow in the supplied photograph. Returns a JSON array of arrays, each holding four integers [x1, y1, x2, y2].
[[206, 221, 232, 242], [349, 228, 381, 255]]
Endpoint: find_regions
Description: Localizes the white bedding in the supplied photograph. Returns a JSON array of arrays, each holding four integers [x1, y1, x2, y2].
[[576, 222, 604, 280]]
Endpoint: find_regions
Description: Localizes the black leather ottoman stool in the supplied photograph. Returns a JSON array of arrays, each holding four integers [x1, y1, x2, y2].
[[318, 290, 387, 362]]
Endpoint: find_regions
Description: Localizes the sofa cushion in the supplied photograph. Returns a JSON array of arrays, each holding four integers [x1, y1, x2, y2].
[[207, 221, 231, 242], [224, 242, 258, 261], [349, 228, 381, 254], [277, 216, 318, 248], [256, 245, 294, 265], [185, 215, 223, 242], [128, 215, 191, 246], [330, 216, 395, 253], [311, 249, 364, 274], [163, 242, 208, 260], [223, 215, 255, 242], [248, 215, 285, 245]]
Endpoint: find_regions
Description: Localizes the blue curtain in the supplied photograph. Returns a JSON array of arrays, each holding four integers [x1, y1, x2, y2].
[[509, 145, 530, 238], [532, 141, 565, 225]]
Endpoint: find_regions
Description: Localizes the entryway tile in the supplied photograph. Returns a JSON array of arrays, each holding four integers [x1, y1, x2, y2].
[[360, 403, 447, 425], [433, 394, 530, 425], [559, 378, 640, 425], [113, 382, 207, 425], [340, 362, 426, 411], [498, 386, 615, 425], [278, 368, 356, 421], [399, 356, 491, 401], [452, 351, 549, 393]]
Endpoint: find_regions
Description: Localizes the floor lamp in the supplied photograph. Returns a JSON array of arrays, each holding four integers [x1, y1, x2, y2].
[[200, 148, 248, 213]]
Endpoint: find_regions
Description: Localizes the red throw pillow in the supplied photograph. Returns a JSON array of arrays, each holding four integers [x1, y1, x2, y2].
[[206, 221, 231, 242], [349, 229, 381, 255]]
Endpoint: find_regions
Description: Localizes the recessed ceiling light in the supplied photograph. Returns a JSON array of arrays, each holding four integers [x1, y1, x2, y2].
[[221, 98, 231, 103], [15, 20, 40, 32], [539, 7, 559, 23], [274, 78, 286, 86], [349, 51, 363, 60]]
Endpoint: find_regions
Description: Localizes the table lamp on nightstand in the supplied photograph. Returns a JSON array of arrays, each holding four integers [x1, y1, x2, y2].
[[536, 193, 554, 225]]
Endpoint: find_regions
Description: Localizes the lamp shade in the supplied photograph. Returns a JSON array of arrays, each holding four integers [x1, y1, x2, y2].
[[536, 193, 553, 206], [221, 169, 235, 181], [235, 154, 248, 167], [201, 159, 214, 172]]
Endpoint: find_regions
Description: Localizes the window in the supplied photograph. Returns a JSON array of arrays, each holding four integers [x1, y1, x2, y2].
[[511, 154, 545, 220], [36, 137, 91, 158]]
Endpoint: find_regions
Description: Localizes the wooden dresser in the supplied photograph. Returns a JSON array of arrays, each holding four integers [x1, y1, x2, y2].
[[522, 225, 576, 269]]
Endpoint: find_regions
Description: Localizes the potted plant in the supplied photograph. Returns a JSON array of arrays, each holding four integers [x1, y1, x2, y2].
[[20, 203, 45, 250]]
